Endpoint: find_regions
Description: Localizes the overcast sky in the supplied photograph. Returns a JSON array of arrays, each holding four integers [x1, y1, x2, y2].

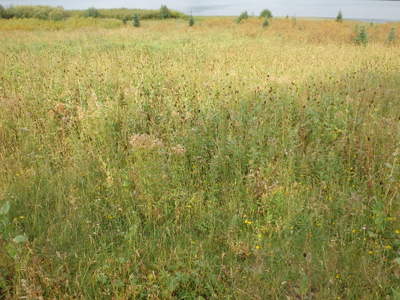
[[1, 0, 400, 20]]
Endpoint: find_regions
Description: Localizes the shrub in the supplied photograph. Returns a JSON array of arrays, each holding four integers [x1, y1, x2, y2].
[[236, 11, 249, 24], [84, 7, 100, 18], [133, 14, 140, 27], [355, 26, 368, 45], [189, 15, 195, 27], [0, 5, 5, 18], [336, 10, 343, 22], [262, 17, 270, 27], [160, 5, 171, 19], [2, 5, 67, 21], [387, 27, 397, 43], [260, 9, 272, 19], [48, 7, 68, 21]]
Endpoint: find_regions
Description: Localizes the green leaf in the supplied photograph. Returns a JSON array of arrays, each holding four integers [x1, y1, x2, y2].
[[13, 235, 28, 243], [0, 201, 10, 215]]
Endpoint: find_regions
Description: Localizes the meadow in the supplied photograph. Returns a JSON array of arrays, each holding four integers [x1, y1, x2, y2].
[[0, 16, 400, 299]]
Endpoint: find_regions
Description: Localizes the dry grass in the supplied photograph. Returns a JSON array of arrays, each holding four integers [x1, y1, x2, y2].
[[0, 17, 399, 299]]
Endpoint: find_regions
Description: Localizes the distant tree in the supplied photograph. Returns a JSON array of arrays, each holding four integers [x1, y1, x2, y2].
[[260, 9, 273, 19], [236, 11, 249, 24], [48, 6, 67, 21], [122, 16, 129, 24], [262, 17, 270, 27], [387, 27, 397, 43], [160, 5, 171, 19], [0, 4, 5, 18], [133, 14, 140, 27], [188, 15, 195, 27], [355, 26, 368, 45], [84, 7, 100, 18], [336, 10, 343, 22]]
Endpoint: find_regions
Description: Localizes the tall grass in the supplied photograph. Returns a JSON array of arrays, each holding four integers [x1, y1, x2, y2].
[[0, 17, 400, 299]]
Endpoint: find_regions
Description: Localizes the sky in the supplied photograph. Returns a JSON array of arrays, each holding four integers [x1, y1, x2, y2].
[[1, 0, 400, 20]]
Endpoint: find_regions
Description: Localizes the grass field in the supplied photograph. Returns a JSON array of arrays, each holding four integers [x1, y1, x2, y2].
[[0, 17, 400, 299]]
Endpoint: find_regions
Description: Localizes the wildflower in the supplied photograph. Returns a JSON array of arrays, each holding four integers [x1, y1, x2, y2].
[[384, 245, 393, 250], [255, 245, 261, 250], [335, 274, 341, 279], [395, 230, 400, 234], [368, 251, 374, 255], [244, 220, 253, 225], [19, 216, 25, 219], [352, 229, 357, 233]]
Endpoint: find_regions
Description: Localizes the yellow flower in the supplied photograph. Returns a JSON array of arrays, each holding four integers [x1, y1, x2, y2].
[[335, 274, 341, 279], [368, 251, 374, 255], [244, 220, 253, 225], [352, 229, 357, 233], [384, 245, 392, 250], [395, 230, 400, 234], [255, 245, 261, 250]]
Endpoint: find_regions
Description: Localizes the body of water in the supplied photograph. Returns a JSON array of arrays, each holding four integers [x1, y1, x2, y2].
[[1, 0, 400, 21]]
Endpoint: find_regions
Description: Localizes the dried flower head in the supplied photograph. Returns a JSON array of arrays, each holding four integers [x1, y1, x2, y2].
[[171, 144, 186, 155], [129, 133, 164, 150]]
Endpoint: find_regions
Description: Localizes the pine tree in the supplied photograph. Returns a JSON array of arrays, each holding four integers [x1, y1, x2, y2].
[[388, 27, 397, 43], [133, 14, 140, 27], [189, 15, 195, 27], [355, 26, 368, 45], [336, 10, 343, 22]]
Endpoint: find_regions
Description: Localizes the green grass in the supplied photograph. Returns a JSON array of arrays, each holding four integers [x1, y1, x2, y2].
[[0, 18, 400, 299]]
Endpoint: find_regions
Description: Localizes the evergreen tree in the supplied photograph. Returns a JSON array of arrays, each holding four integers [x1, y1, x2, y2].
[[189, 15, 195, 27], [336, 10, 343, 22], [355, 26, 368, 45], [388, 27, 397, 43], [133, 14, 140, 27]]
